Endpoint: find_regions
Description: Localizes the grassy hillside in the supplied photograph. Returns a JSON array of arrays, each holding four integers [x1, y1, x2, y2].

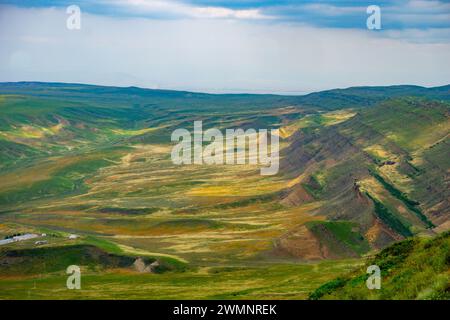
[[281, 97, 449, 251], [310, 231, 450, 300], [0, 82, 448, 299], [299, 85, 450, 109], [306, 221, 371, 258]]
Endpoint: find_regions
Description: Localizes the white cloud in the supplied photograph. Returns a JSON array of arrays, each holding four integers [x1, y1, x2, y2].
[[406, 0, 450, 11], [110, 0, 268, 20], [301, 3, 365, 16], [0, 6, 449, 93], [384, 28, 450, 43], [192, 7, 266, 20]]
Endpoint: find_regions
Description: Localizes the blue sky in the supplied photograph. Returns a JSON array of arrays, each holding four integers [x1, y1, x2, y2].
[[2, 0, 450, 29], [0, 1, 449, 93]]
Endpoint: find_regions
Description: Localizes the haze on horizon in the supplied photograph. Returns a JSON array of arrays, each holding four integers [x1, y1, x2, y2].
[[0, 0, 449, 94]]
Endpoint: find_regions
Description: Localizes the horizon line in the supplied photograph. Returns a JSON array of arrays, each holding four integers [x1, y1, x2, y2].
[[1, 80, 449, 97]]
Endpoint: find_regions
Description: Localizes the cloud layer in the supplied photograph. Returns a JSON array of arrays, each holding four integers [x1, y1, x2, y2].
[[0, 3, 449, 93], [1, 0, 450, 29]]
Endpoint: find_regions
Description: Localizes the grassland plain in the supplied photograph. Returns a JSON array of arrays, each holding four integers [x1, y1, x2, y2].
[[0, 82, 449, 299]]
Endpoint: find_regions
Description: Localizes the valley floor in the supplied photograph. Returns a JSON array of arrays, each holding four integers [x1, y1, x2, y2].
[[0, 84, 448, 299]]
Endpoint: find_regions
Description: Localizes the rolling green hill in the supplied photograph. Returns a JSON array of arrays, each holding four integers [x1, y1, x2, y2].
[[0, 82, 448, 299]]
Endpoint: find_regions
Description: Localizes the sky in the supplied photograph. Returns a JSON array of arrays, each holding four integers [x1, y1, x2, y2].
[[0, 0, 449, 94]]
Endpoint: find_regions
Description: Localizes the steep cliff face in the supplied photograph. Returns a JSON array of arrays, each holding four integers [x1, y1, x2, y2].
[[278, 98, 449, 255]]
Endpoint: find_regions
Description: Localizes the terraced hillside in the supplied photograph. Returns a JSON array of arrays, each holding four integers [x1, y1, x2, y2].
[[279, 98, 449, 257], [0, 82, 448, 299]]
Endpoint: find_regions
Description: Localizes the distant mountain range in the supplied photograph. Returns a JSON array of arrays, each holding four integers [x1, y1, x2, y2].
[[1, 81, 450, 110]]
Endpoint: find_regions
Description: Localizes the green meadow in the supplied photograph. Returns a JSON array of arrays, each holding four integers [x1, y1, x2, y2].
[[0, 83, 449, 299], [0, 258, 361, 300]]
